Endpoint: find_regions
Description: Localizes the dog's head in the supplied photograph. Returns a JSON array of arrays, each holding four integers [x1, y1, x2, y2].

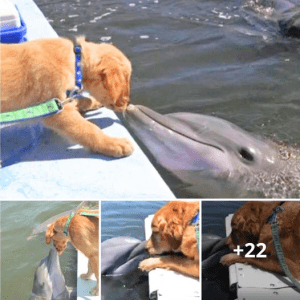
[[228, 201, 281, 249], [78, 37, 132, 113], [146, 201, 199, 255], [45, 217, 70, 256]]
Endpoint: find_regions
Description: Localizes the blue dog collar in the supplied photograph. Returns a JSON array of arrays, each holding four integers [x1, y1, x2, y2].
[[66, 45, 83, 98], [191, 212, 199, 251], [74, 45, 83, 89], [191, 212, 199, 225]]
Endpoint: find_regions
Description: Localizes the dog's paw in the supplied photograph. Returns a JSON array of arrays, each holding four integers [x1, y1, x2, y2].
[[107, 137, 134, 157], [90, 286, 99, 296], [80, 273, 93, 280], [139, 257, 160, 272], [220, 253, 240, 266]]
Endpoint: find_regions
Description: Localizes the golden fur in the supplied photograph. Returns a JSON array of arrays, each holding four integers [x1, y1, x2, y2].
[[140, 201, 199, 278], [221, 201, 300, 279], [0, 37, 134, 157], [45, 209, 99, 295]]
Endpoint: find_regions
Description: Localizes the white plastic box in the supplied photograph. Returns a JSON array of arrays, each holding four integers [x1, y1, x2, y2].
[[0, 0, 21, 28], [0, 0, 26, 43]]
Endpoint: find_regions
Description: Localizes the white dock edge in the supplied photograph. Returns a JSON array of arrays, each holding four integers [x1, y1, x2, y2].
[[225, 214, 300, 300], [144, 215, 200, 300], [1, 0, 176, 200], [77, 251, 98, 299]]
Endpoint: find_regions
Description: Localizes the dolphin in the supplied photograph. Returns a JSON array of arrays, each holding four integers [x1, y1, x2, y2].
[[101, 237, 148, 277], [29, 247, 76, 300], [101, 237, 149, 300], [202, 234, 231, 300], [248, 0, 300, 37], [123, 105, 299, 198]]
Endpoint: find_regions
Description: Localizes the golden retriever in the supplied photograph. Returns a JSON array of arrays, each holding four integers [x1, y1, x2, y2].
[[221, 201, 300, 279], [45, 209, 99, 295], [139, 201, 199, 278], [0, 37, 134, 157]]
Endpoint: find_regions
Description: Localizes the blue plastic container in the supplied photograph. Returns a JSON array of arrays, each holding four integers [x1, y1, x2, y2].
[[0, 6, 27, 43]]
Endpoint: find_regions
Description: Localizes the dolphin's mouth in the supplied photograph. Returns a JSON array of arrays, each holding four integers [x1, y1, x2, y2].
[[126, 104, 224, 152]]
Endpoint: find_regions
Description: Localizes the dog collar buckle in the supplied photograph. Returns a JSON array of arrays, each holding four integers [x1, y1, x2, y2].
[[65, 86, 82, 99], [267, 203, 285, 224]]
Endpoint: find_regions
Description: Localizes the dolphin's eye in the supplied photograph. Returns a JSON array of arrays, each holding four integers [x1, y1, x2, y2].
[[239, 148, 254, 162]]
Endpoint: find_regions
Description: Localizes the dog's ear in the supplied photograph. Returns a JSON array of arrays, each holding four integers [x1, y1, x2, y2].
[[235, 214, 260, 237], [244, 215, 260, 237], [100, 57, 130, 109], [155, 215, 182, 240], [45, 223, 55, 244], [156, 216, 167, 232], [163, 216, 183, 241]]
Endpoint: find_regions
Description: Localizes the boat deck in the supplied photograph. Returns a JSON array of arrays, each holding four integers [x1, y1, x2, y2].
[[77, 251, 97, 299]]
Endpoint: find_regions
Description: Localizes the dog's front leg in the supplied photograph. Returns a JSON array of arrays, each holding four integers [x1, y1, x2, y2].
[[43, 103, 134, 157], [140, 255, 199, 278]]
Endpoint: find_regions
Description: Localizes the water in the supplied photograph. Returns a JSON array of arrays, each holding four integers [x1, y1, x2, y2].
[[1, 201, 79, 299], [34, 0, 299, 198], [202, 200, 245, 237]]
